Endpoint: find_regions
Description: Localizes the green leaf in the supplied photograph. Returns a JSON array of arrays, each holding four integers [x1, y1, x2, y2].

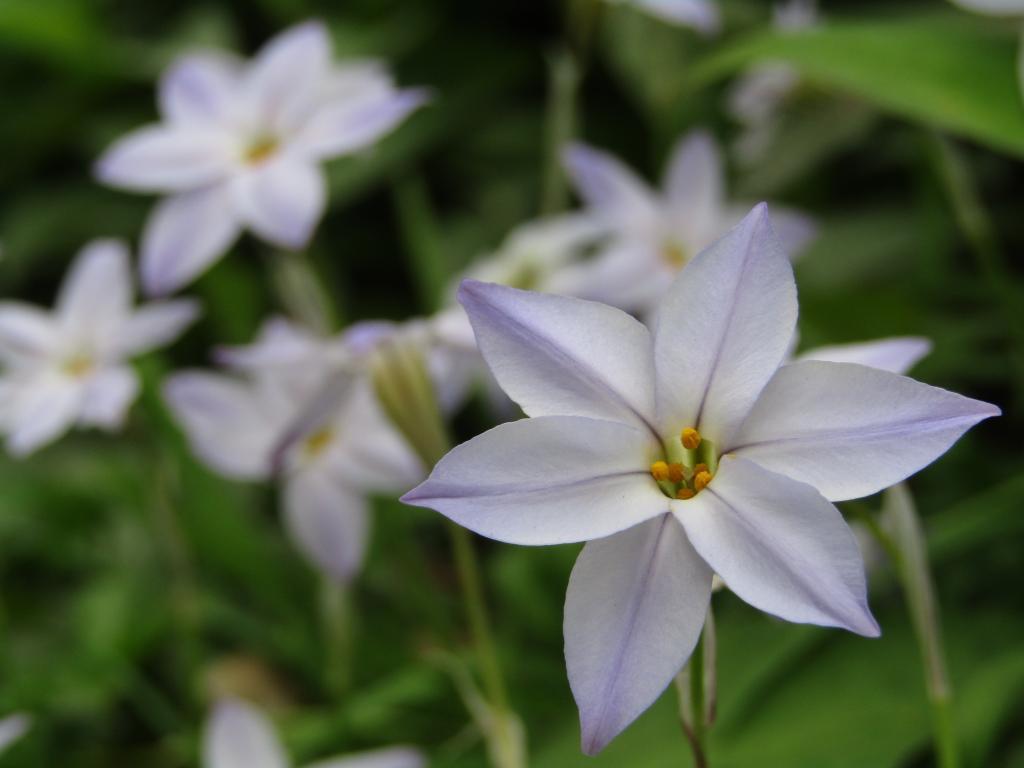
[[692, 14, 1024, 157]]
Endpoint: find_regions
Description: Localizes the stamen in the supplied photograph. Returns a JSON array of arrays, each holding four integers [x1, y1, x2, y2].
[[676, 488, 695, 500], [694, 463, 708, 475], [694, 470, 713, 492], [650, 461, 670, 481], [245, 136, 279, 165], [667, 463, 684, 484], [662, 242, 688, 268], [62, 355, 94, 378], [303, 427, 334, 457], [681, 427, 702, 451]]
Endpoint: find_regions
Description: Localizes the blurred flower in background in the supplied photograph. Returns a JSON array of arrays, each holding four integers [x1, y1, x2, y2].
[[611, 0, 720, 32], [0, 715, 30, 756], [0, 240, 197, 456], [96, 20, 428, 295]]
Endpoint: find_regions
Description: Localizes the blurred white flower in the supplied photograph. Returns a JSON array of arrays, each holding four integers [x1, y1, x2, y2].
[[0, 240, 198, 456], [96, 20, 428, 295], [727, 0, 819, 165], [561, 131, 816, 312], [204, 698, 425, 768], [0, 713, 30, 755], [166, 317, 422, 582], [609, 0, 720, 33]]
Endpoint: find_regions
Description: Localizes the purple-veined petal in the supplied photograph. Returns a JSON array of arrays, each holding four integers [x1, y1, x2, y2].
[[631, 0, 721, 32], [57, 239, 132, 335], [402, 415, 666, 545], [798, 336, 931, 375], [95, 124, 235, 193], [78, 366, 139, 429], [654, 203, 796, 446], [676, 456, 879, 636], [663, 130, 723, 226], [296, 88, 428, 159], [728, 360, 1000, 501], [117, 300, 201, 356], [141, 184, 241, 296], [231, 156, 325, 250], [203, 699, 288, 768], [562, 142, 660, 227], [0, 304, 57, 363], [5, 375, 82, 457], [284, 469, 369, 583], [457, 280, 658, 435], [244, 20, 332, 134], [163, 372, 283, 480], [159, 52, 242, 125], [566, 514, 712, 755], [305, 747, 426, 768], [0, 714, 30, 754]]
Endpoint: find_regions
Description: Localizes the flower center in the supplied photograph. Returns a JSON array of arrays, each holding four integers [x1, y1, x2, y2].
[[650, 426, 717, 501], [302, 427, 334, 458], [244, 135, 280, 165], [61, 354, 94, 378], [662, 241, 689, 269]]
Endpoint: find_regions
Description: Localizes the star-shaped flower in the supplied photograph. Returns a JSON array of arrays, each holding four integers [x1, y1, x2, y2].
[[204, 698, 424, 768], [561, 131, 816, 312], [0, 240, 198, 456], [402, 204, 998, 754], [96, 20, 427, 295], [165, 318, 422, 582]]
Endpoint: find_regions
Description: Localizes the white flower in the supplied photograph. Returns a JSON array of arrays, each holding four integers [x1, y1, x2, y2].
[[166, 318, 422, 582], [608, 0, 720, 33], [402, 204, 998, 753], [96, 21, 428, 295], [0, 240, 198, 456], [0, 713, 30, 755], [204, 698, 425, 768], [561, 131, 816, 312]]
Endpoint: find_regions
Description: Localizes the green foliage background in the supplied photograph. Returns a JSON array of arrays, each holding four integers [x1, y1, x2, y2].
[[0, 0, 1021, 766]]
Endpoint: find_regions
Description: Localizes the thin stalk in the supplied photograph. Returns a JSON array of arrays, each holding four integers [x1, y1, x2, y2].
[[689, 633, 707, 761], [540, 48, 581, 216], [321, 578, 354, 698], [881, 485, 959, 768], [675, 613, 714, 768], [269, 248, 340, 333]]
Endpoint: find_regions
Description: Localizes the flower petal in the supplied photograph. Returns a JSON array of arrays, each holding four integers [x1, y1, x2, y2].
[[676, 457, 879, 636], [95, 124, 235, 193], [305, 747, 426, 768], [232, 157, 325, 250], [402, 416, 665, 545], [159, 52, 241, 125], [244, 20, 332, 133], [546, 240, 669, 313], [284, 469, 368, 583], [117, 300, 201, 356], [728, 360, 1000, 501], [163, 372, 282, 480], [78, 366, 139, 429], [141, 185, 241, 296], [632, 0, 721, 32], [663, 130, 723, 225], [203, 699, 288, 768], [562, 142, 660, 226], [654, 203, 796, 446], [0, 714, 30, 754], [457, 280, 657, 434], [0, 304, 57, 363], [5, 375, 82, 457], [296, 88, 428, 159], [566, 515, 712, 755], [798, 336, 931, 375], [57, 239, 132, 335], [948, 0, 1024, 14]]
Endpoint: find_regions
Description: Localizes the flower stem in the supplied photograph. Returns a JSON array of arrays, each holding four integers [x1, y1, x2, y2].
[[882, 484, 959, 768], [540, 47, 581, 216], [675, 609, 715, 768], [321, 578, 354, 699]]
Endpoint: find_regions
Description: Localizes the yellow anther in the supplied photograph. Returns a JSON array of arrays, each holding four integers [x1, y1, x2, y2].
[[662, 242, 688, 268], [676, 487, 696, 500], [681, 427, 702, 450], [650, 461, 670, 482], [694, 463, 708, 475], [667, 463, 684, 484], [62, 355, 94, 378], [303, 427, 334, 457], [694, 470, 713, 492], [245, 136, 280, 165]]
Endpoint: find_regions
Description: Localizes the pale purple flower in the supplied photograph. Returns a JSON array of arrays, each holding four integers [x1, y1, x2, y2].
[[0, 240, 198, 456], [166, 317, 421, 582], [561, 131, 816, 312], [204, 698, 425, 768], [402, 204, 998, 753], [610, 0, 720, 33], [96, 20, 428, 295], [0, 713, 30, 755]]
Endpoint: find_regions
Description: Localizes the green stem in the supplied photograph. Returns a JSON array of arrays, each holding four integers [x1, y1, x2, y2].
[[689, 633, 707, 760], [675, 615, 713, 768], [269, 248, 341, 333], [540, 48, 581, 216], [321, 579, 354, 698]]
